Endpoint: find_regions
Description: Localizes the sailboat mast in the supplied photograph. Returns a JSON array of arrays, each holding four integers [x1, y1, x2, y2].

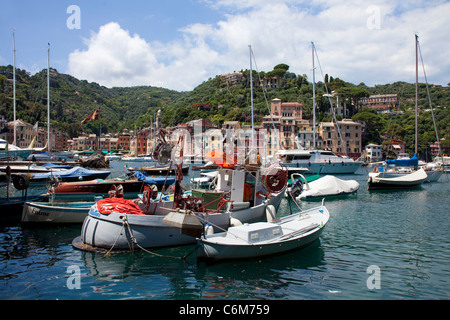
[[312, 42, 316, 149], [13, 31, 16, 146], [249, 45, 254, 150], [47, 45, 50, 152], [415, 34, 418, 155]]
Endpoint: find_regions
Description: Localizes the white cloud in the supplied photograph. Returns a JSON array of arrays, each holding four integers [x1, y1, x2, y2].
[[68, 1, 450, 91]]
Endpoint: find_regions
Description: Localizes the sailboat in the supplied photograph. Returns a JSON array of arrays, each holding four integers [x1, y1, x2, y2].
[[277, 42, 363, 174], [0, 32, 34, 160], [368, 34, 441, 189]]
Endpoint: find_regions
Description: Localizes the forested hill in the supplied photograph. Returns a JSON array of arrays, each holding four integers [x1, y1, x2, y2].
[[0, 64, 449, 157], [0, 65, 183, 138]]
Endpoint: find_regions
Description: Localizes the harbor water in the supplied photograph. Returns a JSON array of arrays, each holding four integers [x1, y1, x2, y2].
[[0, 161, 449, 300]]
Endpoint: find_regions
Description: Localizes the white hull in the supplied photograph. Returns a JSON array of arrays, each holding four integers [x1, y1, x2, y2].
[[22, 201, 93, 224], [368, 168, 428, 190], [197, 204, 329, 261], [284, 161, 362, 174], [278, 149, 363, 174], [296, 175, 359, 200], [75, 189, 285, 250]]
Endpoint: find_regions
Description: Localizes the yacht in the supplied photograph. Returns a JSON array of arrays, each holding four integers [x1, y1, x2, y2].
[[277, 148, 363, 174]]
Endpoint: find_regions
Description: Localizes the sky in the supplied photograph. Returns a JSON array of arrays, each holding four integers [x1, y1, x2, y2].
[[1, 0, 449, 92]]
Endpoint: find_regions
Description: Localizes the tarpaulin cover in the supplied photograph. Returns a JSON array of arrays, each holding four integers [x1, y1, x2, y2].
[[133, 171, 176, 186], [96, 197, 145, 215]]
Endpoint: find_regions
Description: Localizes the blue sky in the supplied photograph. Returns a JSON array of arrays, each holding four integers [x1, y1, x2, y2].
[[1, 0, 449, 91]]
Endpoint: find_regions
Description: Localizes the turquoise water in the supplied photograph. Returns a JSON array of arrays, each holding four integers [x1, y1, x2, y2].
[[0, 162, 449, 300]]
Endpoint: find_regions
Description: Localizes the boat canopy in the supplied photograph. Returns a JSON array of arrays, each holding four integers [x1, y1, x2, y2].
[[386, 153, 418, 166]]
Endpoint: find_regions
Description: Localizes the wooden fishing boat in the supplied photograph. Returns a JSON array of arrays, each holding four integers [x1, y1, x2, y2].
[[197, 201, 329, 261], [51, 173, 175, 201], [22, 200, 96, 224], [72, 165, 288, 251], [130, 164, 189, 176]]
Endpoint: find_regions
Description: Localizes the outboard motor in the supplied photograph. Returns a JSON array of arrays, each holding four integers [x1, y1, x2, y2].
[[290, 179, 304, 198]]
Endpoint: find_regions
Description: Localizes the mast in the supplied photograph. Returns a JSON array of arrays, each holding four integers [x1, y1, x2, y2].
[[47, 44, 51, 152], [312, 42, 316, 149], [13, 31, 16, 146], [249, 45, 254, 151], [415, 34, 418, 155]]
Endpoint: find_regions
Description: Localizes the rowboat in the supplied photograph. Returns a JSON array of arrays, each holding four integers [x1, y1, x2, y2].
[[197, 201, 329, 261], [21, 200, 96, 224]]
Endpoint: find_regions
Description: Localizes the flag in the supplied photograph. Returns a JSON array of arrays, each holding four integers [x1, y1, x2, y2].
[[33, 121, 38, 131], [81, 107, 100, 124]]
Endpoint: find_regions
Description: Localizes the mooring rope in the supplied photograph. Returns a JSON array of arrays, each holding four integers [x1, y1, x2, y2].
[[104, 214, 194, 260]]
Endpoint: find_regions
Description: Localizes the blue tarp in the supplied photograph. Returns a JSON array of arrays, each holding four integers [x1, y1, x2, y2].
[[31, 166, 111, 180], [386, 153, 419, 166], [133, 171, 175, 186]]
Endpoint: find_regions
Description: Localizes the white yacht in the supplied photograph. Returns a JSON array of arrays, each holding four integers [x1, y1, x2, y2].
[[277, 148, 363, 174]]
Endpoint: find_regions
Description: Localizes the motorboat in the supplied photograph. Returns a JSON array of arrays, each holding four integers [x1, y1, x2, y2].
[[196, 201, 329, 261], [277, 149, 363, 174], [368, 167, 428, 190], [29, 166, 111, 183], [291, 174, 359, 200]]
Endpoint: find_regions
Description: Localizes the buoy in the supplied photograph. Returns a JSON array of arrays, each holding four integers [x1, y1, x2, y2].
[[230, 217, 242, 226], [265, 205, 276, 222]]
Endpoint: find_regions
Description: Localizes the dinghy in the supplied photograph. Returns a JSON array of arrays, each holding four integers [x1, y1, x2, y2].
[[368, 167, 428, 190], [292, 174, 359, 200], [22, 200, 96, 224], [197, 201, 329, 261]]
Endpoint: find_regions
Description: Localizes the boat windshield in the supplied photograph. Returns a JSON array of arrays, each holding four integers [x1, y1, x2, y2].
[[286, 154, 312, 162]]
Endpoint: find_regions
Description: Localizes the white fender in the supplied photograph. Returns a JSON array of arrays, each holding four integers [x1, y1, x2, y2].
[[230, 217, 242, 227], [265, 204, 276, 222]]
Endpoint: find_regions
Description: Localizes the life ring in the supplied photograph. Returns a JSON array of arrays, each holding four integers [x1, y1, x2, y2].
[[373, 167, 379, 173], [263, 167, 288, 193], [143, 184, 158, 201], [13, 174, 30, 190], [256, 190, 266, 199]]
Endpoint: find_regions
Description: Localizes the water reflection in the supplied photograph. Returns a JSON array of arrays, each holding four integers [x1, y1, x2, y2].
[[77, 239, 325, 299]]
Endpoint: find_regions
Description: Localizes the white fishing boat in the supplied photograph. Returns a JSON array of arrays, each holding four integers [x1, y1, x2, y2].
[[368, 167, 428, 190], [72, 164, 287, 251], [197, 201, 329, 261], [72, 45, 288, 252], [292, 174, 359, 200], [22, 200, 96, 224]]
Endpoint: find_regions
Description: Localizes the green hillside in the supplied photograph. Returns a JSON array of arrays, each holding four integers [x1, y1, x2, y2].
[[1, 64, 449, 158]]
